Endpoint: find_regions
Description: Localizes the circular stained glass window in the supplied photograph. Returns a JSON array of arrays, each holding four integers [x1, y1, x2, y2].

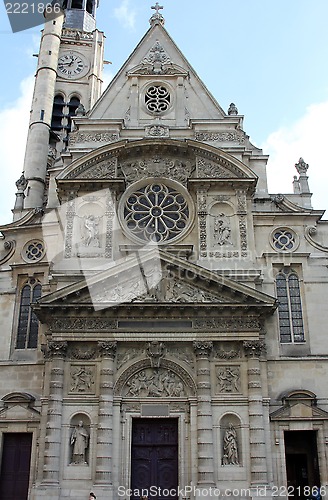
[[121, 181, 192, 243], [272, 228, 296, 251], [145, 85, 171, 114]]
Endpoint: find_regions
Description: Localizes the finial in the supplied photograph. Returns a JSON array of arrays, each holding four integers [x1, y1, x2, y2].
[[228, 103, 238, 115], [295, 157, 309, 176], [150, 2, 165, 26]]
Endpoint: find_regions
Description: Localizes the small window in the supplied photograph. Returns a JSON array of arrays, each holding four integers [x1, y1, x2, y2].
[[71, 0, 83, 9], [86, 0, 94, 14], [145, 85, 171, 114], [16, 279, 42, 349], [276, 269, 305, 343], [51, 94, 65, 132]]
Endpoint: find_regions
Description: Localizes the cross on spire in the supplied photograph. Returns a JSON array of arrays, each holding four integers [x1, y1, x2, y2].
[[151, 3, 164, 15]]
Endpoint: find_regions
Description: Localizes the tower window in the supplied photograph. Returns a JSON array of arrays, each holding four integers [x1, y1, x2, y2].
[[275, 269, 305, 343], [51, 94, 65, 132], [16, 279, 42, 349], [86, 0, 94, 14], [71, 0, 83, 9]]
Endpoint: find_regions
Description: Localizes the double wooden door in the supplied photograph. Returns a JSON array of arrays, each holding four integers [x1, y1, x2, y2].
[[131, 418, 178, 500], [0, 433, 32, 500]]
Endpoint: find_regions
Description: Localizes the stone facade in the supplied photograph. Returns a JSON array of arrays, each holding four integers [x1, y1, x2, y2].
[[1, 4, 328, 500]]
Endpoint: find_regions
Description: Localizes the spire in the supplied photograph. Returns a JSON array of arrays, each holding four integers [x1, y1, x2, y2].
[[149, 2, 165, 26]]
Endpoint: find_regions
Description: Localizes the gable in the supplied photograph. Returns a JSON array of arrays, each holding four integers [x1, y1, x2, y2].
[[89, 22, 226, 123]]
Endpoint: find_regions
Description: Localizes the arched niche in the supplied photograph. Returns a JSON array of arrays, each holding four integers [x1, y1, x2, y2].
[[220, 413, 242, 466], [69, 413, 91, 466]]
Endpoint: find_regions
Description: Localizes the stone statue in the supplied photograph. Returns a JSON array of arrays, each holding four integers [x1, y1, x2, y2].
[[82, 215, 100, 247], [228, 103, 238, 115], [70, 420, 89, 464], [222, 423, 239, 465], [214, 214, 232, 246]]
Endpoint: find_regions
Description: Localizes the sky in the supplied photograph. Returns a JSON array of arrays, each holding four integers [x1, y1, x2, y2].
[[0, 0, 328, 224]]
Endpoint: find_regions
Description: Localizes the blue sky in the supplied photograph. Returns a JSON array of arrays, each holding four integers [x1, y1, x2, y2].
[[0, 0, 328, 224]]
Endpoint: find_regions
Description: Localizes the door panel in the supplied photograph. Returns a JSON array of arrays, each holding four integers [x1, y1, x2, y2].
[[131, 419, 178, 500], [0, 433, 33, 500]]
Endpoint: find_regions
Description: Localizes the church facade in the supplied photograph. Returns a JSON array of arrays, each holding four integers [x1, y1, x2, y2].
[[1, 2, 328, 500]]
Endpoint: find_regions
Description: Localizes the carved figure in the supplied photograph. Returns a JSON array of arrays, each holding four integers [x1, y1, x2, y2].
[[70, 421, 89, 464], [222, 423, 239, 465], [216, 367, 240, 393], [214, 214, 232, 246], [70, 366, 94, 392], [125, 369, 184, 397], [82, 215, 100, 247]]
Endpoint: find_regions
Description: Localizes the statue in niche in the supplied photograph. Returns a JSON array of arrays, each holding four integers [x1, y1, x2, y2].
[[213, 214, 232, 246], [216, 367, 240, 393], [70, 420, 89, 464], [82, 215, 100, 247], [222, 423, 239, 465]]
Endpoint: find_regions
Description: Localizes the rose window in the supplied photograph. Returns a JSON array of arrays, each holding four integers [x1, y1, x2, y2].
[[22, 240, 45, 262], [122, 182, 190, 243], [145, 85, 170, 113], [272, 229, 296, 251]]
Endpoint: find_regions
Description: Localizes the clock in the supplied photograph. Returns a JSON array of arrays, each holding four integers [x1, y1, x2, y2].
[[57, 51, 89, 79]]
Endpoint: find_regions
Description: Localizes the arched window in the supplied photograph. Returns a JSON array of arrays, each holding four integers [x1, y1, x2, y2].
[[16, 279, 42, 349], [276, 269, 305, 343], [51, 94, 65, 132]]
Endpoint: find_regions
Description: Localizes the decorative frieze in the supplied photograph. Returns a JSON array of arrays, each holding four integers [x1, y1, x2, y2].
[[50, 318, 117, 332], [195, 131, 246, 145], [124, 368, 185, 397], [78, 158, 117, 179], [119, 157, 194, 185], [197, 157, 234, 178], [69, 132, 119, 146], [145, 125, 169, 137], [216, 366, 241, 393], [194, 318, 261, 331]]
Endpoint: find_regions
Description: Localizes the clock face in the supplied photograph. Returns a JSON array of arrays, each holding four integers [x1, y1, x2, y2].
[[57, 51, 89, 79]]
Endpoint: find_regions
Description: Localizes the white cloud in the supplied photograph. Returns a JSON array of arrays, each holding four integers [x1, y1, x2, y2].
[[114, 0, 136, 30], [0, 75, 34, 225], [262, 100, 328, 215]]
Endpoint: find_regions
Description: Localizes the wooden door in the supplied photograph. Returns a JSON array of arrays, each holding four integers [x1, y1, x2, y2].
[[0, 433, 32, 500], [131, 419, 178, 500]]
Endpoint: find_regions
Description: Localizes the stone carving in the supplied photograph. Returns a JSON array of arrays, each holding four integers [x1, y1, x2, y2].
[[216, 366, 240, 393], [166, 279, 219, 303], [64, 195, 76, 258], [239, 215, 248, 257], [243, 341, 266, 358], [62, 28, 93, 40], [42, 341, 68, 359], [214, 214, 233, 246], [195, 131, 246, 145], [168, 347, 195, 369], [70, 347, 97, 360], [295, 157, 309, 175], [197, 188, 208, 256], [119, 157, 194, 185], [81, 215, 101, 247], [146, 341, 165, 368], [228, 103, 238, 115], [69, 132, 119, 146], [125, 368, 185, 397], [213, 346, 240, 359], [222, 424, 239, 465], [197, 157, 234, 178], [105, 191, 115, 259], [70, 421, 89, 464], [51, 318, 117, 332], [117, 348, 144, 370], [98, 341, 117, 358], [145, 125, 169, 137], [142, 40, 170, 74], [70, 365, 95, 393], [193, 341, 213, 357], [236, 191, 247, 213], [78, 159, 117, 179], [194, 318, 261, 331], [75, 103, 86, 117]]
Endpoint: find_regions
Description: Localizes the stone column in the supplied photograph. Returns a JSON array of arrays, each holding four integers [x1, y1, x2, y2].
[[42, 341, 67, 483], [95, 341, 117, 484], [244, 341, 268, 486], [193, 341, 215, 486]]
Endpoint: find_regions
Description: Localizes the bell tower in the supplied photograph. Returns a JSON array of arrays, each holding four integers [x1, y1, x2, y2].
[[22, 0, 104, 211]]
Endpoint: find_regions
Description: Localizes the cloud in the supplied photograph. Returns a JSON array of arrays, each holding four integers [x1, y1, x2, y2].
[[262, 100, 328, 215], [0, 75, 34, 225], [114, 0, 136, 30]]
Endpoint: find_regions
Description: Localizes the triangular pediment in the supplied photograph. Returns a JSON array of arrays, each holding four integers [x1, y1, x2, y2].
[[270, 401, 328, 421], [89, 22, 226, 122], [36, 248, 276, 312]]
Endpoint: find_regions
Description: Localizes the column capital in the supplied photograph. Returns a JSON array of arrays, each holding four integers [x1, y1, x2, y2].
[[98, 341, 117, 358], [243, 340, 266, 358], [42, 340, 68, 359], [193, 340, 213, 358]]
